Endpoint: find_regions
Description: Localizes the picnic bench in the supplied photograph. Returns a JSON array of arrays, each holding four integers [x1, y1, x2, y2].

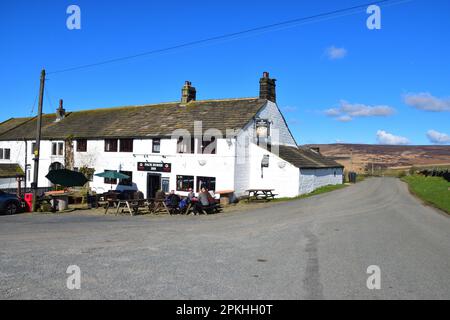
[[115, 199, 149, 216], [245, 189, 278, 202], [147, 198, 179, 215], [102, 194, 223, 216]]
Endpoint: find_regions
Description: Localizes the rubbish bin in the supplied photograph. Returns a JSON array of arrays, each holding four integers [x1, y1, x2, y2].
[[57, 196, 68, 212], [24, 193, 33, 212], [348, 172, 358, 184]]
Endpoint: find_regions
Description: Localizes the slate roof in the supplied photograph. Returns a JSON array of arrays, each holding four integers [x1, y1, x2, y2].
[[0, 164, 24, 178], [0, 118, 34, 137], [0, 98, 267, 141], [278, 145, 344, 169]]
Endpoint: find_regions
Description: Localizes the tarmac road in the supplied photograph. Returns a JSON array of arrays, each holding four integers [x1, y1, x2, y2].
[[0, 177, 449, 299]]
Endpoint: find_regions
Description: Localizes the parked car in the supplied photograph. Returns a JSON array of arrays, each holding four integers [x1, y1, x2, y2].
[[0, 191, 23, 215]]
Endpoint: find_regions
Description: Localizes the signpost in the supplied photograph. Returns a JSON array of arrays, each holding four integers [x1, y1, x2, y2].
[[137, 162, 171, 173]]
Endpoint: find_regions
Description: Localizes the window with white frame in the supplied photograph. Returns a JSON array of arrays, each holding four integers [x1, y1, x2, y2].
[[152, 139, 161, 153], [51, 142, 64, 156], [0, 148, 11, 160]]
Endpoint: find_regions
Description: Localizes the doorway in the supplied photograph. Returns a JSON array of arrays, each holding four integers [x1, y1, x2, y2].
[[147, 174, 161, 199]]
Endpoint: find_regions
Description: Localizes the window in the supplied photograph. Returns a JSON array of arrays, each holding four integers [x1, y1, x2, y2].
[[0, 148, 10, 160], [119, 171, 133, 186], [51, 142, 64, 156], [105, 139, 118, 152], [177, 137, 195, 154], [104, 170, 117, 185], [76, 139, 87, 152], [152, 139, 161, 153], [200, 137, 217, 154], [196, 176, 216, 192], [176, 175, 194, 191], [161, 178, 170, 193], [119, 139, 134, 152], [31, 142, 36, 155]]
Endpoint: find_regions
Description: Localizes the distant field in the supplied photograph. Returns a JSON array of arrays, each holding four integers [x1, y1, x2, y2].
[[307, 144, 450, 174], [402, 175, 450, 214]]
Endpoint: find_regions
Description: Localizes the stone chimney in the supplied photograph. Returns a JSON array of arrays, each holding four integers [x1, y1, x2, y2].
[[56, 99, 66, 122], [181, 81, 196, 104], [259, 72, 276, 102]]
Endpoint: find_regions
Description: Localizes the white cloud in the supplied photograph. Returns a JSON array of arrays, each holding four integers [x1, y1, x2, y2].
[[427, 130, 450, 144], [325, 100, 395, 121], [376, 130, 410, 145], [324, 108, 341, 116], [404, 93, 450, 112], [325, 46, 347, 60], [337, 115, 353, 122]]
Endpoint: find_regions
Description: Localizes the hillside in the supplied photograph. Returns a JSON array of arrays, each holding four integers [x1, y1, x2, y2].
[[306, 144, 450, 173]]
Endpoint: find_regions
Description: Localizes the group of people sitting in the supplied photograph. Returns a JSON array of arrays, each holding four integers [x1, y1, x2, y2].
[[154, 187, 219, 215]]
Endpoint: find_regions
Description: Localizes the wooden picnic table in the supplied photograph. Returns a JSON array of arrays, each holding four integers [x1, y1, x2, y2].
[[245, 189, 278, 202], [104, 199, 149, 216], [115, 199, 149, 216], [104, 199, 119, 215], [148, 198, 174, 215]]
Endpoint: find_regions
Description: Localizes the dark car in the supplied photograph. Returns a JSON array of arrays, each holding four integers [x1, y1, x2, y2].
[[0, 190, 23, 215]]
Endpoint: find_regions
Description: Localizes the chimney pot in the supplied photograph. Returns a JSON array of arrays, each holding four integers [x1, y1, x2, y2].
[[56, 99, 66, 122], [259, 72, 276, 102], [181, 81, 196, 104]]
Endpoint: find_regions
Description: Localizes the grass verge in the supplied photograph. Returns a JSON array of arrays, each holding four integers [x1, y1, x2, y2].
[[402, 175, 450, 215]]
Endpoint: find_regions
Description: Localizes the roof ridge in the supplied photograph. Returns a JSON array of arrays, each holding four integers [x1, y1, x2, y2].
[[59, 97, 261, 114]]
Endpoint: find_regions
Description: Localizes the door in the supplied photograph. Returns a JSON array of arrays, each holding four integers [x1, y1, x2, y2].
[[147, 174, 161, 199]]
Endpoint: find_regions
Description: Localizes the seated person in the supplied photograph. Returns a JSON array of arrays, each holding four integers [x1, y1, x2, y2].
[[193, 187, 216, 214], [155, 189, 166, 201], [187, 188, 196, 201], [166, 190, 181, 208]]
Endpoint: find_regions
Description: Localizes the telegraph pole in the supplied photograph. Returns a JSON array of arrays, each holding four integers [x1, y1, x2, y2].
[[31, 69, 46, 212]]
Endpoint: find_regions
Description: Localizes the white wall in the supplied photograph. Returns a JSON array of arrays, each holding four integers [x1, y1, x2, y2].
[[233, 100, 298, 196], [245, 143, 299, 198], [299, 168, 344, 195], [75, 138, 236, 197], [0, 139, 67, 189]]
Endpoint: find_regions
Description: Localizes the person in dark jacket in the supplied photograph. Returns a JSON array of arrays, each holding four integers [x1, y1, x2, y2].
[[155, 190, 166, 201], [166, 190, 181, 208]]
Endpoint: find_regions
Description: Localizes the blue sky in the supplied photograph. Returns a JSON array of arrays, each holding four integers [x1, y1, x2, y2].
[[1, 0, 449, 145]]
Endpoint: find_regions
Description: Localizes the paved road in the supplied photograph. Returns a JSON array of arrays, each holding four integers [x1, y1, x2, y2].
[[1, 178, 449, 300]]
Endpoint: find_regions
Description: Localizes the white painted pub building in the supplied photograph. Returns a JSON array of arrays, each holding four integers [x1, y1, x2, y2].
[[0, 73, 343, 198]]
